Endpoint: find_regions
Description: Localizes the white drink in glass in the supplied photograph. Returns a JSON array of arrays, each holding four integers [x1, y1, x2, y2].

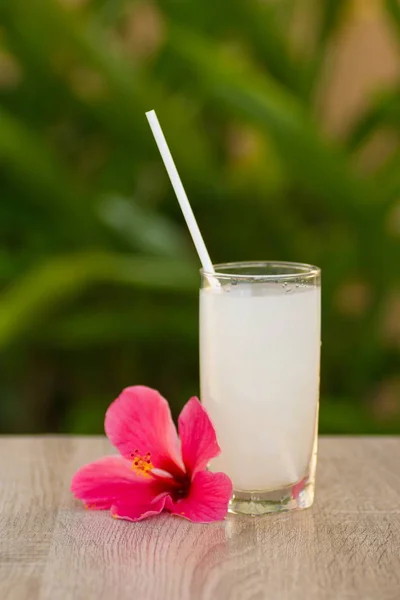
[[200, 265, 320, 512]]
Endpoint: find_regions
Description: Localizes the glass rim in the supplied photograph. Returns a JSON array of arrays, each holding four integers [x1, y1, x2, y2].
[[200, 260, 321, 281]]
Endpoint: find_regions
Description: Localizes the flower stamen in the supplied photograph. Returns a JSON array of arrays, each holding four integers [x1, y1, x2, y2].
[[131, 451, 154, 477]]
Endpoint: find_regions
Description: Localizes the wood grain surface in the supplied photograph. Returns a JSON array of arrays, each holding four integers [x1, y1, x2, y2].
[[0, 436, 399, 600]]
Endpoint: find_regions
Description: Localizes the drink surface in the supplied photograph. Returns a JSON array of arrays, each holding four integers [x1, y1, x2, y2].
[[200, 282, 321, 491]]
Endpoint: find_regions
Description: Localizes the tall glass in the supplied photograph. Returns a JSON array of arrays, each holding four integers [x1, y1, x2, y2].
[[200, 261, 321, 515]]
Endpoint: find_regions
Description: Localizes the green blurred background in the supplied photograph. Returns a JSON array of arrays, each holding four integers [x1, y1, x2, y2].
[[0, 0, 399, 434]]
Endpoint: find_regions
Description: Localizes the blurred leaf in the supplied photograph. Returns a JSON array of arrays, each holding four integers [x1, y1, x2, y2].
[[0, 106, 105, 245], [0, 106, 77, 207], [89, 0, 129, 25], [320, 398, 400, 434], [227, 0, 307, 97], [0, 253, 197, 349], [40, 305, 197, 347], [0, 0, 218, 185], [373, 147, 400, 209], [0, 105, 193, 255], [160, 0, 308, 97], [306, 0, 349, 96], [317, 0, 349, 45], [168, 27, 376, 221], [385, 0, 400, 38], [99, 194, 190, 257], [346, 88, 400, 151]]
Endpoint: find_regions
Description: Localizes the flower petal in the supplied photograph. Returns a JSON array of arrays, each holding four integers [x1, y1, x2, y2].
[[105, 386, 184, 476], [166, 470, 232, 523], [111, 495, 167, 522], [71, 455, 167, 510], [178, 397, 220, 476]]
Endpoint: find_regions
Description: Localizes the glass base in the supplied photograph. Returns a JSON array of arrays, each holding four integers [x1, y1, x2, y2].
[[228, 478, 314, 516]]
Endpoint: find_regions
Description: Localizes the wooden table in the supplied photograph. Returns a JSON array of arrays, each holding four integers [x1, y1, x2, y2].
[[1, 437, 399, 600]]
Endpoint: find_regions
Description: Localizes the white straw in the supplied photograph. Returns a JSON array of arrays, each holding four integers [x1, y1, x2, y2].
[[145, 110, 215, 275]]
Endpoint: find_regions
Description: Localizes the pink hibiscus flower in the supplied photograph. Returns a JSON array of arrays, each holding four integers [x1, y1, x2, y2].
[[71, 386, 232, 523]]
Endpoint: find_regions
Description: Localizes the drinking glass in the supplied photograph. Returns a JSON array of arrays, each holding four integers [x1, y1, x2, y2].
[[200, 261, 321, 515]]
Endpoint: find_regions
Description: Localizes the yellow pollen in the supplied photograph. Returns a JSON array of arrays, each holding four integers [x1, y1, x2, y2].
[[131, 452, 154, 477]]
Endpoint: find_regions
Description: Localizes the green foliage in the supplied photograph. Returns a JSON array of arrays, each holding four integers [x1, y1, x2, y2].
[[0, 0, 399, 433]]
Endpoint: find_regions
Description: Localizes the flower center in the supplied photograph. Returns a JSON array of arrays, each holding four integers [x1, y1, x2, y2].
[[131, 450, 154, 478], [172, 474, 191, 500]]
